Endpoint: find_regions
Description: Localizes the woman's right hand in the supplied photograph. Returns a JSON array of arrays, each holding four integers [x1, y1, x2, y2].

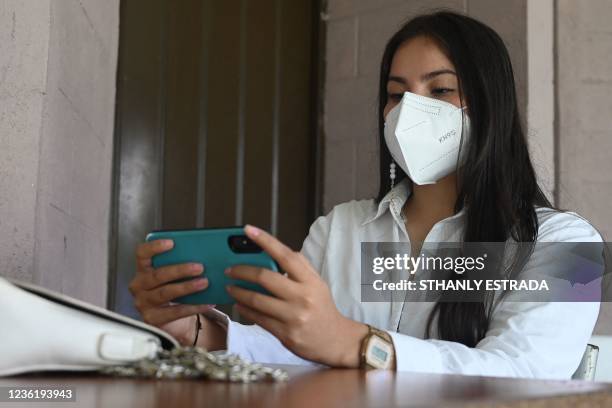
[[129, 239, 214, 345]]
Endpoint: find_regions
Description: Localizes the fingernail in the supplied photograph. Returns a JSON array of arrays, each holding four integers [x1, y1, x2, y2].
[[193, 278, 208, 289], [244, 224, 260, 237], [190, 263, 204, 273], [224, 267, 232, 276], [225, 285, 233, 292], [161, 239, 174, 248]]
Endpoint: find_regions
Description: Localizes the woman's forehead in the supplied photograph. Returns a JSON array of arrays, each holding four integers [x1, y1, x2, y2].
[[389, 36, 455, 81]]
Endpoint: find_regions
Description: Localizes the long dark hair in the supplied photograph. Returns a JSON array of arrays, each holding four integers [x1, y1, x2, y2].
[[376, 11, 553, 347]]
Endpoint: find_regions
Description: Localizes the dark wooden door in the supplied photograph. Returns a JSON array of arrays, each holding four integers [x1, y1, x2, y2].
[[110, 0, 322, 318]]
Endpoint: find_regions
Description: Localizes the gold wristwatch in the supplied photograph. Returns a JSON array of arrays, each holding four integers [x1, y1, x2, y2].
[[359, 324, 396, 370]]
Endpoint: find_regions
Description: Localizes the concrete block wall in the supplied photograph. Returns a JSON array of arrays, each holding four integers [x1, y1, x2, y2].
[[0, 0, 51, 283], [0, 0, 119, 306], [557, 0, 612, 239], [322, 0, 530, 211], [557, 0, 612, 335]]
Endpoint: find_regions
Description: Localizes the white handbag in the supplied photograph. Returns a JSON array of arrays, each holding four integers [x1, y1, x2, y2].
[[0, 276, 178, 376]]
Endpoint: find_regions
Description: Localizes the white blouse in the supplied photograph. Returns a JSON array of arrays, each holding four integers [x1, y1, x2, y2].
[[209, 179, 601, 379]]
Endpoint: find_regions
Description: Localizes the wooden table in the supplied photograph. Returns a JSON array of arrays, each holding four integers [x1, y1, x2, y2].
[[1, 365, 611, 407]]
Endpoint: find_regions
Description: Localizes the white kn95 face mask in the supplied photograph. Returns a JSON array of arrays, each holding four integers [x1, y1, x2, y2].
[[384, 91, 470, 185]]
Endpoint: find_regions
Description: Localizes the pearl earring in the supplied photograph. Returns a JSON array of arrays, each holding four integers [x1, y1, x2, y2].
[[390, 161, 396, 189]]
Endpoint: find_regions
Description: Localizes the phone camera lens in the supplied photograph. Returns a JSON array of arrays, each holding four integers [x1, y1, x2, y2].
[[228, 235, 262, 253]]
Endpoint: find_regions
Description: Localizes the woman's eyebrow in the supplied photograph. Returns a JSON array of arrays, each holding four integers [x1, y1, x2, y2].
[[388, 69, 456, 84], [421, 69, 456, 81], [388, 75, 407, 84]]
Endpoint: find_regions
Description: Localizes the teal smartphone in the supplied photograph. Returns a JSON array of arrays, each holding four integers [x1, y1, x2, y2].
[[145, 226, 280, 305]]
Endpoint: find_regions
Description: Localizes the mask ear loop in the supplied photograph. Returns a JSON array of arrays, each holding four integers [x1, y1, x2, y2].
[[458, 106, 469, 163], [390, 161, 396, 189]]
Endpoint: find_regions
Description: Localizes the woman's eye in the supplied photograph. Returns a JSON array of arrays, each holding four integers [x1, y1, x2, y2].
[[431, 88, 454, 96], [388, 93, 403, 101]]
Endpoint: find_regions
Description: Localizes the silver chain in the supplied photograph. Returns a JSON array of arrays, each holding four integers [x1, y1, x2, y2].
[[100, 346, 289, 382]]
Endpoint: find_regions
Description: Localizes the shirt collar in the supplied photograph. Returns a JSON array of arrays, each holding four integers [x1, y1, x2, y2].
[[361, 178, 466, 226], [362, 178, 412, 226]]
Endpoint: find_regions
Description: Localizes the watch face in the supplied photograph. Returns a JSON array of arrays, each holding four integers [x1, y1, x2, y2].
[[366, 335, 393, 369], [372, 344, 389, 362]]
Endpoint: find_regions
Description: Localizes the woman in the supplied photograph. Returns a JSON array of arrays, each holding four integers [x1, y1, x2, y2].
[[129, 11, 601, 378]]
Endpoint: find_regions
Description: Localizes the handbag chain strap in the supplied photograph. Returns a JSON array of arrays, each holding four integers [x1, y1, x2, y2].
[[100, 346, 289, 382]]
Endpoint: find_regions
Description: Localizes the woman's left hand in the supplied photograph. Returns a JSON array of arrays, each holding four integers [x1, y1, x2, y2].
[[225, 225, 368, 368]]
